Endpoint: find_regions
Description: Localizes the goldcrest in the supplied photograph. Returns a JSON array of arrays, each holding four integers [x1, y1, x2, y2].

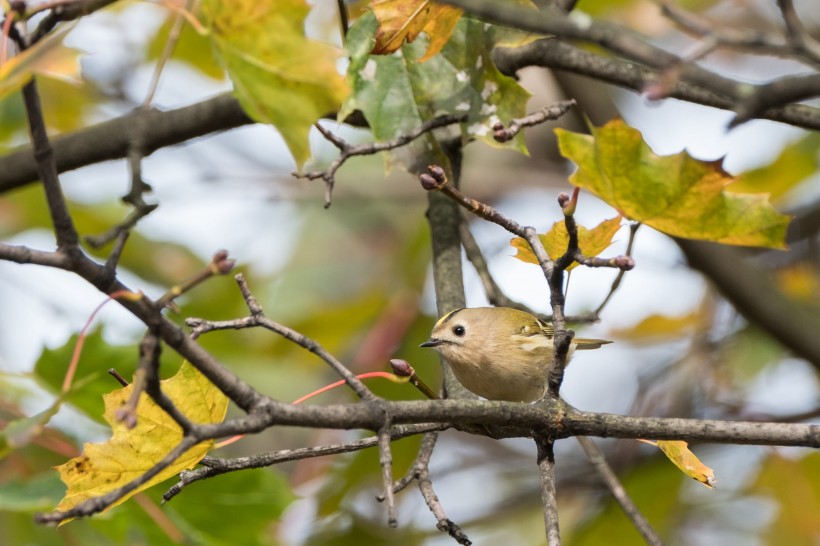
[[420, 307, 610, 402]]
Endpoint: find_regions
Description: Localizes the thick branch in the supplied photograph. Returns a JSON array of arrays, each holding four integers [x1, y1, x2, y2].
[[33, 398, 820, 524], [492, 38, 820, 131], [0, 243, 265, 411], [425, 144, 475, 400], [172, 397, 820, 447], [676, 239, 820, 368], [0, 94, 252, 193]]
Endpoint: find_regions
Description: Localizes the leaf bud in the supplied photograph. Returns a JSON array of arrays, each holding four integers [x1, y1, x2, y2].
[[390, 359, 414, 377], [427, 164, 447, 184], [420, 173, 441, 191], [612, 255, 635, 271], [212, 250, 236, 274]]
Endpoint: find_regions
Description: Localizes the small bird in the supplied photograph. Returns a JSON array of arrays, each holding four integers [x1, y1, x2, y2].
[[420, 307, 610, 403]]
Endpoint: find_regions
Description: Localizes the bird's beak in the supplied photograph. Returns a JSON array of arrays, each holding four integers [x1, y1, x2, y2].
[[420, 338, 443, 348]]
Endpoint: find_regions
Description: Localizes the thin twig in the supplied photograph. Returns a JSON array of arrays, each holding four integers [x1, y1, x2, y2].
[[108, 368, 130, 387], [84, 143, 158, 248], [103, 230, 130, 277], [186, 273, 377, 401], [460, 218, 599, 323], [577, 436, 664, 546], [390, 359, 440, 400], [155, 250, 235, 309], [114, 332, 195, 434], [20, 79, 79, 250], [293, 114, 465, 207], [535, 436, 561, 545], [493, 99, 576, 142], [143, 0, 197, 107], [385, 432, 472, 545], [660, 1, 820, 67], [29, 0, 119, 45], [162, 423, 447, 502], [378, 421, 398, 527], [592, 222, 640, 317], [420, 165, 557, 287]]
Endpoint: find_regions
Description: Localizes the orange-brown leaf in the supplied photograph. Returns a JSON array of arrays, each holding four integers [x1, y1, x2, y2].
[[369, 0, 462, 61]]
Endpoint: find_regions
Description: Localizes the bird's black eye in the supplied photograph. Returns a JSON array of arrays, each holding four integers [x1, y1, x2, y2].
[[453, 325, 466, 337]]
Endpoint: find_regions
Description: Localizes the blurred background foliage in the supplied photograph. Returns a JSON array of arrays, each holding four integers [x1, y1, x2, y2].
[[2, 0, 820, 545]]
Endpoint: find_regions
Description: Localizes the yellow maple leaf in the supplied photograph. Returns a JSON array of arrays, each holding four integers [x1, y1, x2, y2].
[[53, 361, 229, 523], [510, 216, 622, 271], [200, 0, 349, 168], [641, 439, 716, 489], [369, 0, 463, 62], [555, 119, 791, 249]]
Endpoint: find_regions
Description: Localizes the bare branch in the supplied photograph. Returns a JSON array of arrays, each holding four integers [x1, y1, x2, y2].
[[378, 419, 399, 527], [29, 0, 120, 45], [20, 79, 79, 250], [661, 1, 820, 67], [777, 0, 820, 64], [592, 222, 640, 318], [84, 141, 158, 248], [385, 432, 472, 545], [294, 114, 465, 207], [676, 239, 820, 368], [186, 274, 377, 401], [0, 94, 252, 194], [155, 250, 235, 309], [163, 423, 446, 502], [577, 436, 664, 546], [492, 100, 576, 142], [459, 219, 600, 323], [535, 436, 561, 545], [493, 38, 820, 131]]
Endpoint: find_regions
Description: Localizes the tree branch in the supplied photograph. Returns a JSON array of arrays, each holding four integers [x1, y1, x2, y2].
[[295, 114, 466, 207], [492, 38, 820, 131], [425, 143, 475, 400], [187, 274, 377, 401], [0, 94, 252, 194], [535, 436, 561, 545], [577, 436, 664, 546], [32, 397, 820, 524], [676, 239, 820, 368], [163, 424, 445, 503]]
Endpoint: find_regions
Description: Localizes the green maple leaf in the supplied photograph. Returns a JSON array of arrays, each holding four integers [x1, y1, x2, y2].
[[556, 119, 790, 249], [341, 11, 531, 171], [201, 0, 349, 168]]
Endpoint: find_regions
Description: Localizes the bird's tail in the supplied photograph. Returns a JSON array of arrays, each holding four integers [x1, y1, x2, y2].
[[573, 337, 612, 350]]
